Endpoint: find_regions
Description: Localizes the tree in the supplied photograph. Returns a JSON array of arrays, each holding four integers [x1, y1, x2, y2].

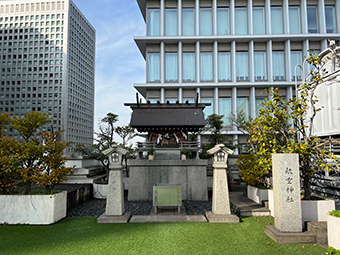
[[74, 113, 119, 180], [35, 130, 75, 194], [200, 114, 225, 159], [0, 114, 21, 194], [244, 51, 340, 199], [115, 125, 137, 146], [206, 114, 225, 146], [96, 112, 118, 146], [115, 125, 137, 176], [11, 112, 50, 194]]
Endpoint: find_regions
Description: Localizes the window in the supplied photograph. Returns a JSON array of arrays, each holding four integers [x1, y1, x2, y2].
[[200, 52, 213, 81], [148, 99, 159, 104], [271, 7, 283, 34], [253, 7, 265, 34], [237, 98, 249, 118], [236, 52, 248, 80], [218, 8, 229, 35], [291, 51, 302, 80], [254, 52, 267, 80], [219, 98, 231, 125], [183, 98, 195, 103], [200, 8, 212, 35], [165, 53, 177, 81], [183, 53, 195, 81], [147, 9, 160, 36], [289, 6, 301, 33], [218, 52, 231, 81], [307, 6, 318, 33], [256, 98, 266, 116], [235, 8, 247, 35], [325, 6, 336, 33], [165, 9, 177, 36], [147, 53, 160, 82], [183, 9, 194, 35], [272, 51, 285, 80], [166, 98, 177, 103], [201, 98, 214, 117]]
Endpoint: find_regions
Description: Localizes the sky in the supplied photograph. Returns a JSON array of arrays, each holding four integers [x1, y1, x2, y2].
[[72, 0, 146, 144]]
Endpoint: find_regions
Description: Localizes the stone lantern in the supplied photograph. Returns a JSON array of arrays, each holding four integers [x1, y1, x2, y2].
[[205, 144, 239, 223], [97, 145, 131, 224], [102, 145, 129, 170]]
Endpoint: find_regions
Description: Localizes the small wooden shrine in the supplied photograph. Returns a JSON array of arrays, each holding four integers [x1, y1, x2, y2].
[[125, 95, 210, 148]]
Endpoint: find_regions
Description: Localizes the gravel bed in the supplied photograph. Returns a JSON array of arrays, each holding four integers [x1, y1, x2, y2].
[[67, 199, 239, 218]]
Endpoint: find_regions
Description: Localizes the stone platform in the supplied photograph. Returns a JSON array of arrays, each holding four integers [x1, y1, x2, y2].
[[97, 212, 131, 224], [264, 225, 316, 244], [205, 211, 239, 223], [129, 206, 207, 223]]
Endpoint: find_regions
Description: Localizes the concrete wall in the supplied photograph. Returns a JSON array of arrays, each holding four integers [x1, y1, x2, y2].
[[128, 159, 208, 201]]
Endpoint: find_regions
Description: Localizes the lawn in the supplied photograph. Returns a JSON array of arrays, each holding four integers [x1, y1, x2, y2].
[[0, 217, 326, 255]]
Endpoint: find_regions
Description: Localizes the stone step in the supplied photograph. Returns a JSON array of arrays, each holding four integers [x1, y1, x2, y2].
[[71, 166, 105, 177], [66, 173, 107, 184], [307, 221, 328, 245]]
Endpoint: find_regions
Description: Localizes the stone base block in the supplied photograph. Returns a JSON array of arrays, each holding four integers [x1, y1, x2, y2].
[[264, 225, 316, 244], [97, 212, 131, 224], [205, 211, 239, 223], [307, 221, 327, 245]]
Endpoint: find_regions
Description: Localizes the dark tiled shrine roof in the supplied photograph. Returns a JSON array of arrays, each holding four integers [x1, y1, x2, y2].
[[124, 103, 210, 132]]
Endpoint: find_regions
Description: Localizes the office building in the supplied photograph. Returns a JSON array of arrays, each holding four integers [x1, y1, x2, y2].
[[0, 0, 95, 154], [134, 0, 340, 151]]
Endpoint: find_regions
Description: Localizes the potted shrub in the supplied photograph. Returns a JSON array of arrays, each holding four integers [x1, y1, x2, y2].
[[0, 112, 75, 225], [181, 148, 188, 160], [148, 148, 155, 160], [327, 209, 340, 250], [237, 154, 270, 205]]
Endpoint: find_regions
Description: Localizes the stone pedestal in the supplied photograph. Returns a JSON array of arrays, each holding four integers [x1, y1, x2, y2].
[[212, 168, 230, 215], [272, 153, 302, 232], [205, 167, 239, 223], [106, 169, 124, 215]]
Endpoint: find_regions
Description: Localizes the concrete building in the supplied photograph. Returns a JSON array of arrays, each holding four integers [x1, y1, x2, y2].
[[0, 0, 95, 154], [134, 0, 340, 152]]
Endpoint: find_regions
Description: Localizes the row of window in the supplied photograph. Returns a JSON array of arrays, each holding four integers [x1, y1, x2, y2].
[[0, 14, 63, 22], [0, 1, 65, 13], [0, 57, 63, 64], [147, 50, 304, 82], [148, 6, 337, 36], [0, 27, 63, 34], [0, 20, 63, 28], [0, 41, 63, 50]]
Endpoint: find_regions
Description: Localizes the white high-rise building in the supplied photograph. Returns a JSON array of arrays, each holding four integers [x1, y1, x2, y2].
[[134, 0, 340, 151], [0, 0, 95, 154]]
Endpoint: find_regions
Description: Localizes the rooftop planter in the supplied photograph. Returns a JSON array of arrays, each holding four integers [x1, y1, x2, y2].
[[247, 185, 269, 205], [0, 191, 67, 225], [301, 199, 335, 226], [327, 210, 340, 250]]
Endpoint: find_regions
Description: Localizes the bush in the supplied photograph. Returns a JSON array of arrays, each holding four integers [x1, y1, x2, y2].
[[148, 147, 155, 156], [330, 209, 340, 218], [237, 154, 268, 187], [328, 247, 340, 255], [181, 148, 188, 155]]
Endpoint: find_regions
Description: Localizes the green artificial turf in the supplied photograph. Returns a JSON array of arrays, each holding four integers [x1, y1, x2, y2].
[[0, 217, 326, 255]]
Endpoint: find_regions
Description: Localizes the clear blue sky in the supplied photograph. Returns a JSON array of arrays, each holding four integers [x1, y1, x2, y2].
[[72, 0, 146, 141]]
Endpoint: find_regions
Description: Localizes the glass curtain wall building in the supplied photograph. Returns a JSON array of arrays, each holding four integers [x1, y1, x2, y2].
[[0, 0, 96, 154], [135, 0, 340, 152]]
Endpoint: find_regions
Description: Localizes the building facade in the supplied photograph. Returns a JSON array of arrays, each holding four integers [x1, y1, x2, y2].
[[134, 0, 340, 150], [0, 0, 95, 154]]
